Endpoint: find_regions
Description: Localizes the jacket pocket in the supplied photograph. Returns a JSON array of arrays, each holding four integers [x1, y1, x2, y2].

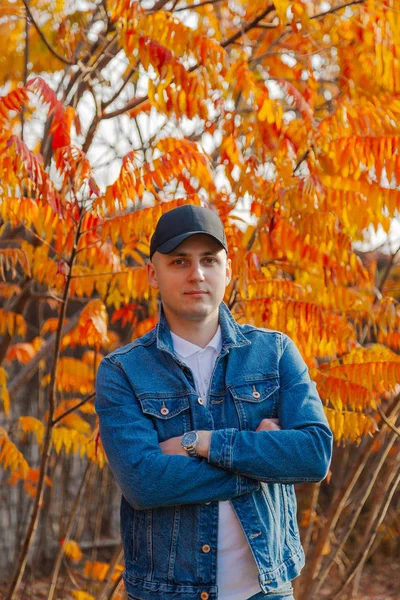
[[230, 377, 279, 429], [138, 395, 192, 441]]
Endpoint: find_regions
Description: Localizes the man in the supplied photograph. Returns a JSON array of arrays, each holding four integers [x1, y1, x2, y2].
[[95, 205, 333, 600]]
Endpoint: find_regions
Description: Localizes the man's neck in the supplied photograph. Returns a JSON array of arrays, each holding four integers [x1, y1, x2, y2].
[[162, 307, 220, 349]]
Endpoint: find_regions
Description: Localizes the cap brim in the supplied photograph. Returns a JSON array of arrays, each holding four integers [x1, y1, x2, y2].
[[156, 231, 226, 255]]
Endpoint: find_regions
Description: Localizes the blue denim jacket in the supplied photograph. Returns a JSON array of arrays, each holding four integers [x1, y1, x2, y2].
[[95, 303, 333, 600]]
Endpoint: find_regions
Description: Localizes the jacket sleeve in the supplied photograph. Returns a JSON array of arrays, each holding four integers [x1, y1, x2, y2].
[[207, 335, 333, 484], [95, 356, 260, 510]]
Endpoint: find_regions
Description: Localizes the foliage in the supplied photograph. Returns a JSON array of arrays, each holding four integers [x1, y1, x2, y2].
[[0, 1, 399, 599]]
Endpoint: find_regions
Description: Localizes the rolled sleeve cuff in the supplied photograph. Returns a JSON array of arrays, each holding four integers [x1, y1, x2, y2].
[[208, 429, 259, 494], [208, 428, 237, 470]]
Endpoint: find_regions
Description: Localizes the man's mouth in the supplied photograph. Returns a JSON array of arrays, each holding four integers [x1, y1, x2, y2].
[[185, 291, 208, 295]]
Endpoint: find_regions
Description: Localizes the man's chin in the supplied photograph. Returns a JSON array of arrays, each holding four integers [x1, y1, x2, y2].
[[179, 303, 217, 321], [183, 308, 213, 321]]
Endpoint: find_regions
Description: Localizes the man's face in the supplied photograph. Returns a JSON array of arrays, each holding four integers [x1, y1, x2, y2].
[[148, 234, 231, 323]]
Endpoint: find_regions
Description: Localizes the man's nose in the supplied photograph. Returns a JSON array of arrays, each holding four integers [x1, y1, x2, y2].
[[188, 262, 205, 281]]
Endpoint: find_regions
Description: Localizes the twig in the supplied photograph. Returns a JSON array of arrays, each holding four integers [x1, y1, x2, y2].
[[302, 482, 321, 559], [21, 0, 74, 65], [378, 245, 400, 292], [376, 403, 400, 437], [301, 396, 400, 594], [46, 463, 93, 600], [220, 6, 275, 48], [88, 467, 109, 596], [151, 0, 171, 11], [174, 0, 225, 13], [105, 572, 124, 600], [97, 546, 124, 600], [293, 149, 310, 175], [52, 393, 96, 426], [102, 66, 137, 109], [331, 466, 400, 599], [21, 8, 29, 140], [310, 427, 399, 597], [310, 0, 365, 20]]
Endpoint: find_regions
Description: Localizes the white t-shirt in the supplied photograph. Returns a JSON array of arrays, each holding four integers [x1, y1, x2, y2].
[[171, 327, 262, 600]]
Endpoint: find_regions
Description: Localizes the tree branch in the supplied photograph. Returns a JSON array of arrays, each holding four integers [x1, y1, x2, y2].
[[376, 402, 400, 437], [174, 0, 225, 13], [6, 212, 85, 599], [150, 0, 171, 11], [220, 5, 275, 48], [310, 0, 365, 20], [21, 0, 74, 66], [309, 426, 399, 597], [102, 4, 276, 120], [378, 245, 400, 293], [52, 393, 95, 426], [331, 464, 400, 600]]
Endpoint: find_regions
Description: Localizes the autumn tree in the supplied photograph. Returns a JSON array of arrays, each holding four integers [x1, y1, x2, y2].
[[0, 1, 399, 598]]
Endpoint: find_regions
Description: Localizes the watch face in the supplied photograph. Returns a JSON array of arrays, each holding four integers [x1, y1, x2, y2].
[[182, 431, 197, 446]]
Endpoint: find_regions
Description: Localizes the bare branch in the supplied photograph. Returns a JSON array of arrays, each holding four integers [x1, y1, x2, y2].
[[102, 66, 138, 110], [310, 0, 365, 20], [378, 245, 400, 292], [376, 403, 400, 437], [150, 0, 171, 11], [220, 5, 275, 48], [21, 0, 74, 66], [52, 393, 96, 426], [174, 0, 225, 13]]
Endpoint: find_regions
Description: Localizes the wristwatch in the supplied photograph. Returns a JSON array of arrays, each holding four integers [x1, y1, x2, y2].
[[181, 431, 199, 457]]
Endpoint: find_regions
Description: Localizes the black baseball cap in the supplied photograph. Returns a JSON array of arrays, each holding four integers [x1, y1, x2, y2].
[[150, 205, 228, 259]]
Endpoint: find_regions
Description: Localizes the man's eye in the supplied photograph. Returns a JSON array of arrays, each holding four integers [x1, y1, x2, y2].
[[172, 259, 185, 265], [203, 257, 217, 264]]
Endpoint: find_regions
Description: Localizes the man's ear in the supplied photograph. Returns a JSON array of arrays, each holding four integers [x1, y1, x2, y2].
[[225, 256, 232, 286], [147, 261, 159, 290]]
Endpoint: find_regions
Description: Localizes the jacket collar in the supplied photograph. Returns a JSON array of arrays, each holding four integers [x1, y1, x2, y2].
[[156, 301, 251, 357]]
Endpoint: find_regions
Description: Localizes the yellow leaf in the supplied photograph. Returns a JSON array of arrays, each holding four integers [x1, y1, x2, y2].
[[64, 540, 83, 562], [72, 592, 95, 600], [322, 541, 331, 555], [0, 427, 29, 478], [19, 416, 45, 445], [0, 367, 10, 417], [258, 97, 273, 122], [84, 560, 110, 581], [60, 413, 91, 435]]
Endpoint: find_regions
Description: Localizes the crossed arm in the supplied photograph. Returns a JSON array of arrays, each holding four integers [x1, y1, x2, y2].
[[159, 418, 281, 458], [96, 337, 332, 510]]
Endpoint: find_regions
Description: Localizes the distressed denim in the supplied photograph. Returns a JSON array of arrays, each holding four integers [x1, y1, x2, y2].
[[96, 302, 332, 600]]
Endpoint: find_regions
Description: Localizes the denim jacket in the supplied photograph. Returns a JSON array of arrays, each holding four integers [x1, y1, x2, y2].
[[95, 303, 333, 600]]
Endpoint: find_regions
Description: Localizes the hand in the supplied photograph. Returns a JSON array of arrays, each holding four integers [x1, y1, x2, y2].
[[159, 436, 188, 457], [256, 418, 281, 432], [159, 431, 211, 458]]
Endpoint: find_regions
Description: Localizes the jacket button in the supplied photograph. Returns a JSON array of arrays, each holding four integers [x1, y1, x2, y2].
[[197, 397, 204, 405], [200, 593, 209, 600], [201, 544, 211, 553], [160, 407, 169, 415]]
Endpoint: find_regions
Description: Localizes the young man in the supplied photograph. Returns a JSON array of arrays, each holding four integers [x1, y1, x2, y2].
[[95, 205, 333, 600]]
